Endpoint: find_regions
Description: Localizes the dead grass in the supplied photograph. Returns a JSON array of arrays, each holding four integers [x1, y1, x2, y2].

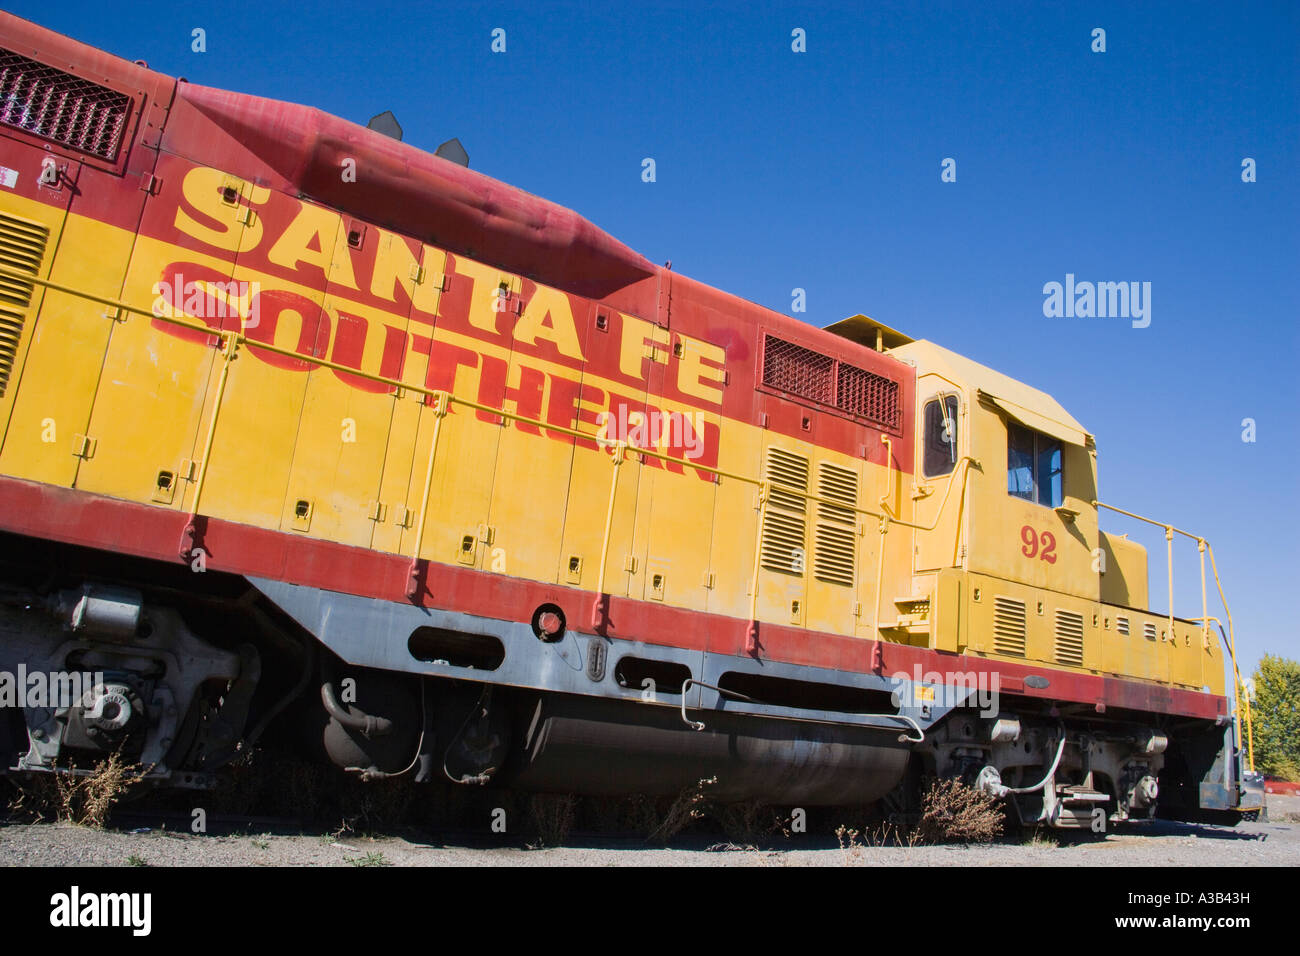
[[647, 776, 716, 844], [6, 753, 147, 829], [527, 793, 577, 848], [578, 792, 660, 835], [916, 777, 1004, 844], [835, 820, 921, 861], [832, 778, 1003, 858], [715, 799, 791, 846], [1021, 826, 1059, 848]]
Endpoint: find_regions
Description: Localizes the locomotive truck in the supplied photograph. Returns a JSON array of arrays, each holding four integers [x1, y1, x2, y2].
[[0, 12, 1264, 828]]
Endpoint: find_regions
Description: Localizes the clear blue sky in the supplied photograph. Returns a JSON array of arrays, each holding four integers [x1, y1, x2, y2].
[[10, 1, 1297, 683]]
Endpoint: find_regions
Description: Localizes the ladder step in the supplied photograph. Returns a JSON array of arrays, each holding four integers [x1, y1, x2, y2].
[[1057, 787, 1109, 804]]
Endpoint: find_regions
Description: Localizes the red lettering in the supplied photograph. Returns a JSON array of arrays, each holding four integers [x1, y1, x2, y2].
[[330, 310, 405, 394], [1039, 531, 1057, 564], [151, 262, 242, 346], [476, 354, 545, 434], [1021, 525, 1058, 564], [244, 288, 330, 371], [411, 335, 479, 405], [545, 375, 601, 450]]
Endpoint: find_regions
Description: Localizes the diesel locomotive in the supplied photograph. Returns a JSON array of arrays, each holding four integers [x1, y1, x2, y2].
[[0, 12, 1264, 828]]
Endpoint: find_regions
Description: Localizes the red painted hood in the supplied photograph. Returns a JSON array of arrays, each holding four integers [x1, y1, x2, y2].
[[163, 82, 657, 299]]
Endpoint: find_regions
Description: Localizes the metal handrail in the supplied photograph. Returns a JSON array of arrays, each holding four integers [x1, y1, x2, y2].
[[1093, 499, 1254, 771]]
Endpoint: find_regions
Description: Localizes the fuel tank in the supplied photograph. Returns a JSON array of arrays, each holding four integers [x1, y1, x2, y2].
[[509, 694, 911, 805]]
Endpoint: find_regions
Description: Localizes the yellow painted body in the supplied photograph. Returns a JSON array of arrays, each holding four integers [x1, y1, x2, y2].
[[0, 159, 1226, 700], [886, 338, 1225, 696]]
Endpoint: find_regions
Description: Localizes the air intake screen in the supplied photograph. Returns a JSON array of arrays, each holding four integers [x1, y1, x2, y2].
[[813, 462, 857, 587], [0, 47, 132, 161], [993, 596, 1027, 657], [836, 362, 901, 429], [1054, 609, 1085, 667], [0, 212, 49, 398], [761, 333, 901, 429], [761, 336, 834, 405], [760, 447, 809, 576]]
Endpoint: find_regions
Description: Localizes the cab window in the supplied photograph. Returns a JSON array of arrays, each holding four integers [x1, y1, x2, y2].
[[1007, 422, 1063, 507], [923, 396, 960, 477]]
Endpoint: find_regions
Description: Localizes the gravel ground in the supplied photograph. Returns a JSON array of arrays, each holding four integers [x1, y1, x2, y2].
[[3, 794, 1296, 867]]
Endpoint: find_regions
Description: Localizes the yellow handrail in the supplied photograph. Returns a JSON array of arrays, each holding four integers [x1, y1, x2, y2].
[[188, 330, 239, 519], [410, 391, 450, 562], [1094, 499, 1254, 772], [745, 481, 770, 650], [1205, 545, 1255, 771], [592, 440, 628, 627]]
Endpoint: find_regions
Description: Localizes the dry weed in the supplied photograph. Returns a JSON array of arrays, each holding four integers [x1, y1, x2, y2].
[[916, 777, 1003, 844], [7, 753, 147, 828], [647, 776, 716, 844], [527, 793, 577, 848]]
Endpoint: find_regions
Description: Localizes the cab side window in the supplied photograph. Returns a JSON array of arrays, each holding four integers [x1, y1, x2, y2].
[[923, 396, 960, 477], [1007, 422, 1063, 507]]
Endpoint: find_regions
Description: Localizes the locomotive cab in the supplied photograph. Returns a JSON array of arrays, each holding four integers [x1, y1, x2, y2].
[[825, 316, 1250, 828]]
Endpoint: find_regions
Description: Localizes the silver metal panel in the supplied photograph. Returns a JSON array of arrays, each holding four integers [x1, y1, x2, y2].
[[249, 577, 968, 734]]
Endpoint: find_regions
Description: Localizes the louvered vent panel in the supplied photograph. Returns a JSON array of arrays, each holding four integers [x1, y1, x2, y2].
[[813, 462, 857, 586], [0, 212, 49, 398], [816, 462, 857, 524], [760, 448, 809, 575], [0, 47, 132, 161], [812, 525, 855, 587], [993, 596, 1027, 656], [836, 362, 901, 429], [761, 335, 834, 405], [1116, 616, 1130, 636], [1143, 622, 1158, 641], [1054, 609, 1085, 667]]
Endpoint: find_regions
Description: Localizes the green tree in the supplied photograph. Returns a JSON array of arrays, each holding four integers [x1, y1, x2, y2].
[[1251, 654, 1300, 780]]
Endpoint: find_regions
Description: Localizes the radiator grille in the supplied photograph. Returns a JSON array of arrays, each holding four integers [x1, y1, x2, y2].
[[1054, 609, 1085, 667], [0, 212, 49, 398], [760, 448, 808, 575], [813, 462, 857, 587], [992, 596, 1027, 657], [836, 362, 901, 429], [761, 333, 901, 430], [0, 47, 131, 161], [761, 335, 833, 405]]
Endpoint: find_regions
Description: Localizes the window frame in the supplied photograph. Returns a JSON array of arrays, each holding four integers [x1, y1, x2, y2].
[[1006, 421, 1064, 508], [921, 394, 961, 478]]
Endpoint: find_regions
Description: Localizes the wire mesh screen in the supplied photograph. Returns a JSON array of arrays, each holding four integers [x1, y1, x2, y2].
[[762, 333, 901, 430], [0, 48, 131, 161], [836, 362, 900, 429], [761, 335, 834, 405]]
